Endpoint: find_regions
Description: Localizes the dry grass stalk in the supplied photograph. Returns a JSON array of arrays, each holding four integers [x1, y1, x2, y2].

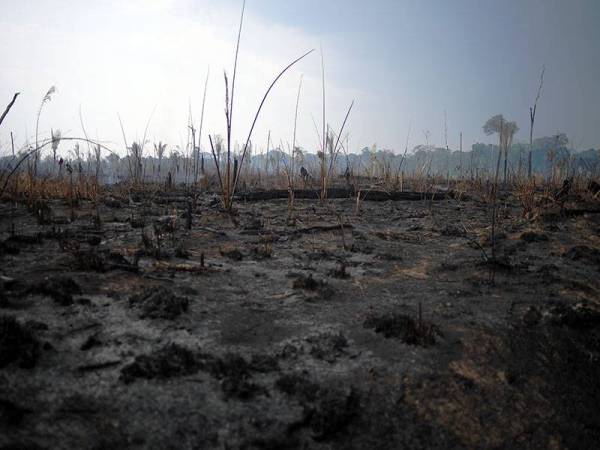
[[209, 1, 313, 210], [0, 93, 20, 128]]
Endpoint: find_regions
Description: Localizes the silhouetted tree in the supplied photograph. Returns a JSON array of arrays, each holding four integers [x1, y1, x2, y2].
[[484, 115, 519, 184]]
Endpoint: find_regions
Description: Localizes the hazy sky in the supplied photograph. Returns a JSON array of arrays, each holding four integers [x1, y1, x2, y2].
[[1, 0, 599, 157]]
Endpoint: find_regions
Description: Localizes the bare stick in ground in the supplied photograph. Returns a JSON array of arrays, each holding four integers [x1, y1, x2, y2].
[[227, 0, 246, 160], [528, 66, 545, 179], [195, 68, 210, 185], [265, 130, 271, 175], [209, 135, 225, 202], [459, 131, 463, 179], [397, 122, 412, 181], [484, 115, 505, 282], [222, 0, 246, 207], [118, 114, 134, 180], [283, 74, 304, 222], [321, 44, 326, 178]]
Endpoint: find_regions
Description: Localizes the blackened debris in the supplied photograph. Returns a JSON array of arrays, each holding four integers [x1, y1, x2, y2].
[[120, 343, 200, 383], [220, 246, 244, 261], [129, 286, 189, 319], [204, 353, 266, 400], [364, 313, 442, 347], [292, 274, 335, 299], [31, 277, 82, 306], [550, 304, 600, 329]]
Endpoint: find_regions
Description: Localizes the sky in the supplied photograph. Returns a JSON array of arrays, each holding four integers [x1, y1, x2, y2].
[[1, 0, 599, 158]]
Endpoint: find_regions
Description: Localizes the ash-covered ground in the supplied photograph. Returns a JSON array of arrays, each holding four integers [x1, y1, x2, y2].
[[1, 189, 599, 449]]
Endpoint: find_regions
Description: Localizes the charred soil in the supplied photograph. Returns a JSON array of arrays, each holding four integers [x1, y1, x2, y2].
[[1, 189, 599, 449]]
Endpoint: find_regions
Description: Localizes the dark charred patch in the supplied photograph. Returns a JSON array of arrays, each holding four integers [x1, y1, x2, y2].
[[306, 387, 360, 441], [329, 262, 351, 279], [364, 313, 442, 347], [120, 343, 201, 383], [242, 217, 263, 233], [249, 353, 279, 372], [31, 200, 53, 225], [0, 398, 31, 426], [588, 180, 600, 196], [276, 373, 361, 441], [0, 315, 41, 369], [204, 353, 266, 400], [549, 304, 600, 329], [24, 276, 82, 306], [307, 332, 348, 362], [478, 255, 516, 273], [80, 334, 102, 351], [219, 245, 244, 261], [291, 274, 335, 299], [522, 306, 543, 327], [121, 346, 268, 399], [73, 248, 137, 273], [276, 373, 321, 402], [103, 197, 123, 208], [6, 233, 44, 245], [73, 248, 106, 272], [562, 245, 600, 268], [350, 242, 375, 255], [375, 251, 403, 261], [0, 239, 20, 255], [129, 286, 189, 319], [519, 230, 549, 242], [440, 224, 467, 237], [0, 283, 6, 307]]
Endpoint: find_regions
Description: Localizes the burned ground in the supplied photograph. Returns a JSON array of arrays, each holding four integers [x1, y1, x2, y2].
[[0, 189, 599, 449]]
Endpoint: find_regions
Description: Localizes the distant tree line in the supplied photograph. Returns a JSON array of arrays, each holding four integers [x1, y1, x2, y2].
[[1, 131, 598, 186]]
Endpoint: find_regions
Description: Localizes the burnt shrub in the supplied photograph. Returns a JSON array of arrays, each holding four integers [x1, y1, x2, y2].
[[120, 343, 201, 383], [129, 286, 189, 319], [364, 312, 442, 347], [204, 353, 266, 400], [291, 274, 335, 300], [32, 276, 82, 306]]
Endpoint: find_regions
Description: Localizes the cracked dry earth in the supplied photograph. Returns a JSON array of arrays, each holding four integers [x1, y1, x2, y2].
[[1, 190, 599, 449]]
